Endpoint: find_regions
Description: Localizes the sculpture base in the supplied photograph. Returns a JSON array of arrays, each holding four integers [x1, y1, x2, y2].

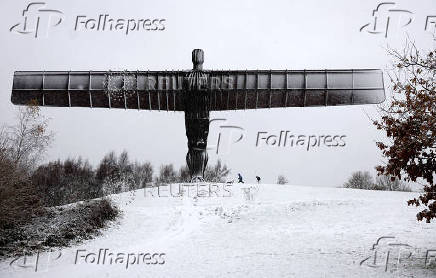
[[186, 148, 208, 181], [190, 176, 205, 183]]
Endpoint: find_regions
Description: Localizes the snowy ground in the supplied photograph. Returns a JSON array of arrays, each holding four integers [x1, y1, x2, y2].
[[1, 184, 436, 278]]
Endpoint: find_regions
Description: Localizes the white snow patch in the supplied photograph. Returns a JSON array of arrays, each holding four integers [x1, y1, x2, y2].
[[1, 184, 435, 277]]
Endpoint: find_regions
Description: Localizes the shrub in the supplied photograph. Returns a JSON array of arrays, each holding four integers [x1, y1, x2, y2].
[[0, 154, 44, 254], [277, 175, 288, 185], [97, 151, 135, 194], [156, 164, 177, 184], [95, 151, 118, 182], [0, 198, 120, 258], [204, 160, 230, 182], [177, 165, 191, 183], [375, 175, 412, 192], [133, 161, 153, 188], [32, 158, 101, 206], [344, 171, 375, 190], [97, 151, 152, 194], [344, 171, 413, 191], [78, 198, 120, 231], [176, 160, 231, 183]]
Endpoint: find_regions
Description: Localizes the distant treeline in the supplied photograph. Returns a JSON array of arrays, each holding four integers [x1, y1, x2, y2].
[[32, 151, 231, 206]]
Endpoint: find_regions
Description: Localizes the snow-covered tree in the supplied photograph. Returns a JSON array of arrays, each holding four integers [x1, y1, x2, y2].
[[343, 171, 374, 190]]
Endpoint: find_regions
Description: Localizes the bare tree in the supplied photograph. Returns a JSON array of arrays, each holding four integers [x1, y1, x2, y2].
[[5, 103, 53, 172]]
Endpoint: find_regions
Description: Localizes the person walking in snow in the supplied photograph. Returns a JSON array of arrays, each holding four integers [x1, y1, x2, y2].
[[256, 176, 261, 184], [237, 173, 244, 183]]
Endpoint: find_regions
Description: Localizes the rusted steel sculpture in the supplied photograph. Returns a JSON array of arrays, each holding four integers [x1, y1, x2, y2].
[[11, 49, 385, 181]]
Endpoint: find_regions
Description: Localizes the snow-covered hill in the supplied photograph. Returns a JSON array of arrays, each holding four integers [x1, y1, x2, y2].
[[2, 184, 435, 278]]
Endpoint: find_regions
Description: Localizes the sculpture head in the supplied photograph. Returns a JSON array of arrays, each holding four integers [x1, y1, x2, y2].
[[192, 49, 204, 70]]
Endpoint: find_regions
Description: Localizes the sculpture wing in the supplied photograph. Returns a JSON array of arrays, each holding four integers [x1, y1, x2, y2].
[[205, 69, 385, 110], [11, 71, 187, 111]]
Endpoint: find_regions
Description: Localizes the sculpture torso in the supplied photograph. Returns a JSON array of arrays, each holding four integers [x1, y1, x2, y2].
[[183, 50, 210, 181]]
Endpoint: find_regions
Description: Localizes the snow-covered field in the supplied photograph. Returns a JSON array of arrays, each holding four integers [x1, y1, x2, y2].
[[1, 184, 436, 278]]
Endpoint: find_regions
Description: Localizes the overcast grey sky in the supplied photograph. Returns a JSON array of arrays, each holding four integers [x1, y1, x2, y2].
[[0, 0, 434, 185]]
